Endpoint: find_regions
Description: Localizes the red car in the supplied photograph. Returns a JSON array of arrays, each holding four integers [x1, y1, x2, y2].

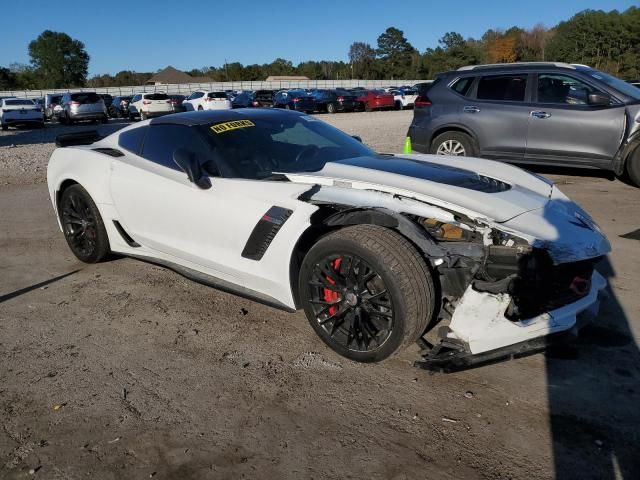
[[356, 90, 395, 111]]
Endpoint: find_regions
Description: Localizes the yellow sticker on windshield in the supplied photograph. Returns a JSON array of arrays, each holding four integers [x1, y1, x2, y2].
[[211, 119, 255, 134]]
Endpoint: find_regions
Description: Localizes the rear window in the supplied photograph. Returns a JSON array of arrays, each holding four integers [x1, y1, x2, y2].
[[5, 99, 35, 106], [145, 93, 169, 100], [477, 75, 527, 102], [118, 126, 148, 155], [71, 93, 101, 103], [208, 92, 228, 99], [450, 77, 475, 96]]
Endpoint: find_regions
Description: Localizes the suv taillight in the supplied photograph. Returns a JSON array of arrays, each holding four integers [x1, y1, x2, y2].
[[414, 95, 432, 106], [337, 96, 344, 102], [70, 101, 81, 106], [143, 100, 151, 105], [292, 98, 300, 103]]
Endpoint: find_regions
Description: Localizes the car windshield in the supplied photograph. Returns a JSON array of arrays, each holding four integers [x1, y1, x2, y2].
[[198, 115, 373, 180], [587, 70, 640, 101], [5, 99, 35, 106]]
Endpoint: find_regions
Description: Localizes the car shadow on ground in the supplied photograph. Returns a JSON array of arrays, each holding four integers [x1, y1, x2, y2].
[[545, 253, 640, 476], [0, 119, 131, 147]]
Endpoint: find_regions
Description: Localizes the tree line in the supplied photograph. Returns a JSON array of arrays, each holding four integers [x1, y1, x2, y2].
[[1, 7, 638, 91]]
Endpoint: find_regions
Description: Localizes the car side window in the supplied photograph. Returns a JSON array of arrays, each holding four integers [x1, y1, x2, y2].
[[537, 74, 599, 105], [141, 124, 216, 174], [450, 77, 475, 96], [477, 74, 527, 102], [118, 126, 148, 155], [192, 92, 204, 99]]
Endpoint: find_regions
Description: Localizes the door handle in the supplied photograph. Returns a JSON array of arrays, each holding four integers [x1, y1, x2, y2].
[[531, 111, 551, 119], [463, 106, 480, 113]]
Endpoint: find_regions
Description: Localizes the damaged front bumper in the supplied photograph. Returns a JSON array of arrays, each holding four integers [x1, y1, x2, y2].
[[415, 270, 607, 372]]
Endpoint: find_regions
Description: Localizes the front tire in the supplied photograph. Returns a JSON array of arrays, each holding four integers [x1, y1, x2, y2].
[[299, 225, 434, 363], [430, 131, 477, 157], [625, 146, 640, 187], [59, 185, 110, 263]]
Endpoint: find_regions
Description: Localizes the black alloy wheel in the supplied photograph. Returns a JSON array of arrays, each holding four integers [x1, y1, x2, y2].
[[308, 254, 394, 353], [60, 185, 110, 263]]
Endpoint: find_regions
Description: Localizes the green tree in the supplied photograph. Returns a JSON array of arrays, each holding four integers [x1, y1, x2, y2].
[[349, 42, 377, 79], [28, 30, 90, 88], [376, 27, 417, 78], [0, 67, 18, 90]]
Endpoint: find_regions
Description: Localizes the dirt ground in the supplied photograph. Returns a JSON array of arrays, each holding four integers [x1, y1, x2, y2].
[[1, 111, 639, 480]]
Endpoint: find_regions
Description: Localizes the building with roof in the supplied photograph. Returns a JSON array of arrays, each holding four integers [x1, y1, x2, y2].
[[146, 66, 213, 85]]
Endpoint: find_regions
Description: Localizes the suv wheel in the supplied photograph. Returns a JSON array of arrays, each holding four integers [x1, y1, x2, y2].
[[326, 102, 337, 114], [430, 131, 476, 157]]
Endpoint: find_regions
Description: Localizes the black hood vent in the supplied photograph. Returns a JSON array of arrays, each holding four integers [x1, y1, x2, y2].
[[334, 156, 511, 193]]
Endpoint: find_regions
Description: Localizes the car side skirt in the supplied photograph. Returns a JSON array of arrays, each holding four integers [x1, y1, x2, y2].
[[126, 253, 297, 313]]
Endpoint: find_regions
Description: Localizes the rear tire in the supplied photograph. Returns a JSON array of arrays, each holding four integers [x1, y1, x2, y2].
[[298, 225, 434, 363], [59, 184, 110, 263], [140, 111, 147, 121], [430, 131, 477, 157], [197, 105, 203, 111], [625, 146, 640, 187], [395, 100, 402, 110], [326, 102, 337, 114], [364, 103, 372, 112]]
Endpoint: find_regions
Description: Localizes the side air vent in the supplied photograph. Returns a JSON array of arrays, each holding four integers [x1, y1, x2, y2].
[[93, 147, 125, 157], [242, 206, 293, 260], [113, 220, 140, 247]]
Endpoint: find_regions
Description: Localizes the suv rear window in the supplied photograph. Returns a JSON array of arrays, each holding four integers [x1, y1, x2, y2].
[[208, 92, 228, 99], [145, 93, 169, 100], [71, 93, 101, 103], [5, 99, 35, 106], [477, 75, 527, 102], [450, 77, 474, 96]]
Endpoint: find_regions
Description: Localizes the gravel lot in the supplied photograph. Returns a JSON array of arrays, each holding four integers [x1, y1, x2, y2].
[[1, 111, 639, 479]]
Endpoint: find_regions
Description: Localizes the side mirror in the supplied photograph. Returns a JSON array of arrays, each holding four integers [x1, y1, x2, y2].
[[173, 148, 211, 189], [351, 135, 363, 143], [588, 92, 611, 106]]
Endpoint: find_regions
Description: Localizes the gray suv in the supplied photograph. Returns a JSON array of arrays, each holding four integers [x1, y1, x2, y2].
[[407, 62, 640, 186], [57, 92, 108, 125]]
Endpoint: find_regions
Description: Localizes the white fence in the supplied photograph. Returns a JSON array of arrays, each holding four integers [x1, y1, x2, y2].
[[0, 79, 431, 98]]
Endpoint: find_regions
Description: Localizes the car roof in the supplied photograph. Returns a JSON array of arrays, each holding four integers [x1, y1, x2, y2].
[[150, 108, 306, 126]]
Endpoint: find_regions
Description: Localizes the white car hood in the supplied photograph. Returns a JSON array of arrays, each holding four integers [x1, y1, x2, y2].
[[285, 153, 553, 223]]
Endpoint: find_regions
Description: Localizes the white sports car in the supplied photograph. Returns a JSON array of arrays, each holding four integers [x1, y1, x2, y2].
[[47, 109, 610, 370]]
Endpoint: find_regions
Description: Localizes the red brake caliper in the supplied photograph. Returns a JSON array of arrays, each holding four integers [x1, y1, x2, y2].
[[323, 258, 342, 316]]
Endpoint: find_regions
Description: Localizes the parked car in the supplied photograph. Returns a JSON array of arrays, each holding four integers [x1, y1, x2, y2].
[[183, 91, 232, 111], [44, 94, 64, 121], [254, 89, 275, 107], [232, 91, 258, 108], [407, 62, 640, 186], [168, 94, 186, 113], [31, 97, 45, 110], [100, 94, 113, 111], [57, 92, 108, 125], [109, 96, 133, 118], [0, 98, 44, 130], [311, 89, 357, 113], [273, 90, 316, 113], [128, 92, 173, 120], [391, 88, 418, 110], [355, 90, 395, 111], [48, 109, 610, 368]]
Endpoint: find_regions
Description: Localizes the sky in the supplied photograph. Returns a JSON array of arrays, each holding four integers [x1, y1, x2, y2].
[[2, 0, 636, 76]]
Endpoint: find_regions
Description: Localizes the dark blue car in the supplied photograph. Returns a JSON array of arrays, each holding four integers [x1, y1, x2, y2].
[[273, 90, 316, 113]]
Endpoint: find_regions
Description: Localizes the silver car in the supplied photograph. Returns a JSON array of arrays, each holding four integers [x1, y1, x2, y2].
[[44, 93, 64, 121], [57, 92, 108, 125]]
